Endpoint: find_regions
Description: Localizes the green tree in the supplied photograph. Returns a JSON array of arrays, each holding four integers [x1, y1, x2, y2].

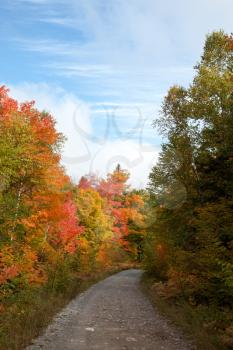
[[146, 31, 233, 307]]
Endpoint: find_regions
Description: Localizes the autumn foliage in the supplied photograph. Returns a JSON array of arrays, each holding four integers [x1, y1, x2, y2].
[[0, 89, 145, 308]]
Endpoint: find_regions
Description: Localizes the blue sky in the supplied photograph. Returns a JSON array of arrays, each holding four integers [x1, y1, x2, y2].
[[0, 0, 232, 187]]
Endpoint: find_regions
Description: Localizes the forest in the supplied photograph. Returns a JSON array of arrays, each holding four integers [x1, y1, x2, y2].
[[0, 31, 233, 349]]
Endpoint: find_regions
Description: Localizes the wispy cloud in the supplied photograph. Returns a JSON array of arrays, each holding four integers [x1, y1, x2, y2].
[[1, 0, 233, 184], [13, 38, 82, 56], [38, 17, 77, 27], [44, 63, 118, 78]]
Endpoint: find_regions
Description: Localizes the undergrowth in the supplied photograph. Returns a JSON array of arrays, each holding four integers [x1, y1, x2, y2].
[[141, 273, 233, 350], [0, 263, 134, 350]]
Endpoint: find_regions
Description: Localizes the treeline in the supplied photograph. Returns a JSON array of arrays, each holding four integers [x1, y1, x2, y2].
[[0, 85, 145, 311], [144, 31, 233, 348]]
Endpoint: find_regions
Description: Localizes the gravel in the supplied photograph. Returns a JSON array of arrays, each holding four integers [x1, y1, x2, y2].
[[26, 269, 196, 350]]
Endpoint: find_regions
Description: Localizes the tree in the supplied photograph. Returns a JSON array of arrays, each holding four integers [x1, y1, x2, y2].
[[0, 86, 81, 295], [146, 31, 233, 306]]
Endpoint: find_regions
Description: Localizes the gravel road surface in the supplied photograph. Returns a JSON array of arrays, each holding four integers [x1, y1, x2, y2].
[[26, 269, 195, 350]]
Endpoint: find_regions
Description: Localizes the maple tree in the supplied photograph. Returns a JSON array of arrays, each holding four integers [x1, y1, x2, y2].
[[97, 165, 146, 260], [0, 87, 83, 297], [0, 88, 146, 304]]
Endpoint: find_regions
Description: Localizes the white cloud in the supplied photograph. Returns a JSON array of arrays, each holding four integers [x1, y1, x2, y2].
[[89, 139, 159, 188], [8, 83, 159, 187], [4, 0, 232, 188], [10, 0, 233, 70], [38, 17, 77, 27], [22, 0, 231, 66]]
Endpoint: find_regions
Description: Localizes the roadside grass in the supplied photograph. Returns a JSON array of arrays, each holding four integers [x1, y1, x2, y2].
[[141, 273, 231, 350], [0, 262, 136, 350]]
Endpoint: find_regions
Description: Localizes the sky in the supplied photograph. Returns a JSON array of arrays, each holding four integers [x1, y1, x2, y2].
[[0, 0, 232, 187]]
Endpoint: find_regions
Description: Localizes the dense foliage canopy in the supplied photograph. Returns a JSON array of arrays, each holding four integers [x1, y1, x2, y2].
[[145, 31, 233, 348], [0, 87, 145, 305]]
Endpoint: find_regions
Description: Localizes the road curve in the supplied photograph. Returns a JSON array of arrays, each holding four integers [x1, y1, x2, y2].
[[26, 269, 195, 350]]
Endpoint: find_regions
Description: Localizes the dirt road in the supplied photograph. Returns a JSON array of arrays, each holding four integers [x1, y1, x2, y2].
[[26, 269, 195, 350]]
